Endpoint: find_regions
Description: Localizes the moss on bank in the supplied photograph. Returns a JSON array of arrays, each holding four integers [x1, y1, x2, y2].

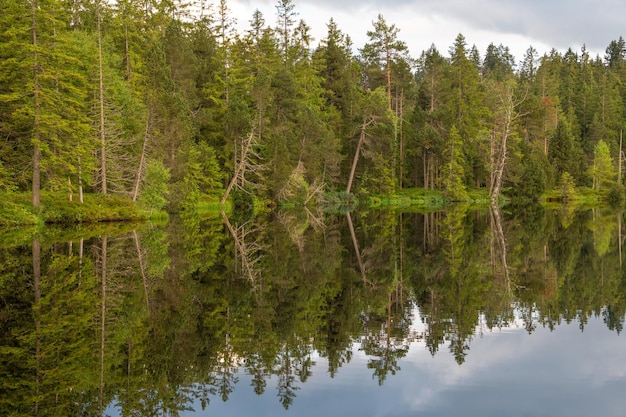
[[3, 184, 621, 229], [367, 188, 490, 211], [0, 192, 150, 227]]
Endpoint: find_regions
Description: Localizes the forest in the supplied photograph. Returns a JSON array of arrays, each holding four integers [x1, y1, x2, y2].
[[2, 0, 626, 216]]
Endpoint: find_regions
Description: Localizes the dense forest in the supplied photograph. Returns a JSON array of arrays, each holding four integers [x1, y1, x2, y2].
[[2, 0, 626, 211]]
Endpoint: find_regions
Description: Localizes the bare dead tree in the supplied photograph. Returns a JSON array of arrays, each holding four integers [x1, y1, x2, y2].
[[302, 178, 325, 206], [92, 96, 140, 196], [277, 160, 306, 202], [489, 82, 528, 203], [221, 211, 265, 288], [222, 130, 262, 205], [489, 203, 515, 296]]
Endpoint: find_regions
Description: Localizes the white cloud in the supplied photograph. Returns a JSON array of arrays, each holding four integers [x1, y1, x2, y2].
[[230, 0, 626, 62]]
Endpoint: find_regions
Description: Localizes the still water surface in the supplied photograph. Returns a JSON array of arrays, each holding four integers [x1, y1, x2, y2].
[[2, 206, 626, 416]]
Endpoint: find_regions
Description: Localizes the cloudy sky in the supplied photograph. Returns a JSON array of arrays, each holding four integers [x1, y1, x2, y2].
[[228, 0, 626, 65], [168, 310, 626, 417]]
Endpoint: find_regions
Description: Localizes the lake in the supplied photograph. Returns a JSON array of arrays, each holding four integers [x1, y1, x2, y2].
[[1, 205, 626, 416]]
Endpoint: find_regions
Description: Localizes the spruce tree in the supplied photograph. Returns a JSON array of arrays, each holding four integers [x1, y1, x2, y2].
[[442, 126, 469, 201]]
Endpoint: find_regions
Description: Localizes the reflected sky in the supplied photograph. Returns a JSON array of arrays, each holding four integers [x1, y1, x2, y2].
[[162, 308, 626, 417]]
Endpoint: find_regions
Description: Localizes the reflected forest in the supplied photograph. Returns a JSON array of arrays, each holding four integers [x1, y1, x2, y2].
[[3, 206, 626, 415]]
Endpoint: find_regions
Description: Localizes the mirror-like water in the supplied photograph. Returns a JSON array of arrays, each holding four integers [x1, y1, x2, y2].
[[2, 206, 626, 416]]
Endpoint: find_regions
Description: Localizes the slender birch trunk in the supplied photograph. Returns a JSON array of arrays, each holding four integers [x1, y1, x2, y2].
[[97, 0, 107, 194], [31, 0, 41, 208]]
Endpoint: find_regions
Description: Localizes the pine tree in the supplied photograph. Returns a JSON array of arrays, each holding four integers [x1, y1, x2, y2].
[[360, 14, 408, 110]]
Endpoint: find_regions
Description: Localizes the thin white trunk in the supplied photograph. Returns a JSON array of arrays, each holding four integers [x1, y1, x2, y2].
[[490, 83, 527, 203], [78, 157, 84, 203], [347, 117, 374, 194], [133, 231, 151, 313], [97, 0, 107, 194], [132, 112, 151, 201], [31, 0, 41, 208], [619, 130, 623, 185], [222, 130, 257, 205], [99, 237, 107, 412]]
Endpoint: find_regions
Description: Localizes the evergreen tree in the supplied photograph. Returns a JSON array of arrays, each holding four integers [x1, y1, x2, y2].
[[482, 43, 515, 81], [360, 14, 408, 110], [447, 33, 486, 187], [275, 0, 297, 61], [589, 139, 615, 190], [604, 36, 625, 68], [314, 19, 361, 184], [549, 119, 583, 182], [441, 126, 469, 201], [412, 45, 449, 189]]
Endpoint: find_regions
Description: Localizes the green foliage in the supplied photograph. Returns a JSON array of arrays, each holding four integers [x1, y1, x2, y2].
[[559, 172, 577, 201], [231, 188, 255, 221], [516, 152, 547, 200], [178, 142, 223, 212], [589, 139, 615, 190], [0, 192, 147, 225], [320, 191, 358, 213], [441, 126, 469, 201], [607, 184, 625, 207], [0, 162, 16, 192], [0, 199, 39, 226], [138, 159, 170, 212]]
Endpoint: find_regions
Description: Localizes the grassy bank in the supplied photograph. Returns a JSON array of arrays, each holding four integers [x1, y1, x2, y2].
[[0, 192, 150, 227], [367, 188, 492, 211]]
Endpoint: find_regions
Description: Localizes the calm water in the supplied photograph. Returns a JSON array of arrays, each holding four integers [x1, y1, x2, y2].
[[1, 205, 626, 416]]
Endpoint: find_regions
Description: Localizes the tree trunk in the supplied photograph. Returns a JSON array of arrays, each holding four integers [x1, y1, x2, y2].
[[32, 238, 41, 414], [31, 0, 41, 209], [347, 117, 373, 194], [97, 0, 107, 194], [132, 112, 151, 201], [78, 157, 84, 203], [386, 59, 392, 110], [133, 231, 150, 312], [347, 212, 371, 286], [619, 130, 623, 185], [490, 83, 524, 204], [99, 236, 107, 413], [398, 89, 404, 189], [222, 130, 257, 205]]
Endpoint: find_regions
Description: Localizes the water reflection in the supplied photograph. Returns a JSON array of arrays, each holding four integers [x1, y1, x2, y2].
[[1, 206, 626, 415]]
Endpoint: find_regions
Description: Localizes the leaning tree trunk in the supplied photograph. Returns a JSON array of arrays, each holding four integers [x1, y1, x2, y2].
[[346, 117, 375, 194]]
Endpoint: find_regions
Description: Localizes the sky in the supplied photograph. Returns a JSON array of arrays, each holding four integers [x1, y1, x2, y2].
[[166, 309, 626, 417], [228, 0, 626, 66]]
